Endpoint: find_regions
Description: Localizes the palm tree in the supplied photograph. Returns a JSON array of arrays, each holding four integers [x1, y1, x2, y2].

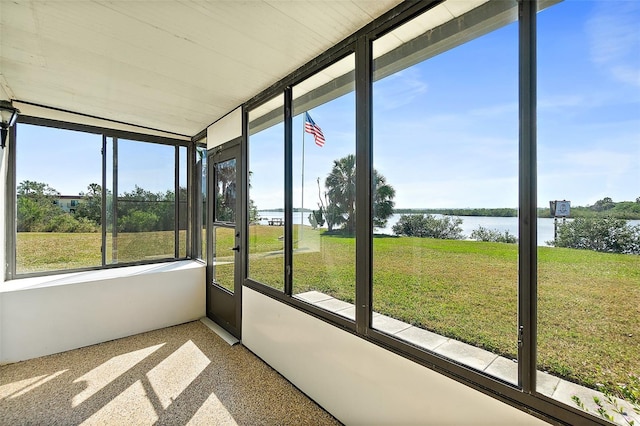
[[324, 154, 395, 234], [373, 170, 395, 229], [326, 154, 356, 233]]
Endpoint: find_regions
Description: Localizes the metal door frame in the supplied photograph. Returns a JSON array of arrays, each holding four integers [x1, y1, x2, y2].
[[206, 137, 243, 338]]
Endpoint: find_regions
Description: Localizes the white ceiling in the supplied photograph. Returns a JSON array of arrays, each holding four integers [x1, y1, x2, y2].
[[0, 0, 403, 137]]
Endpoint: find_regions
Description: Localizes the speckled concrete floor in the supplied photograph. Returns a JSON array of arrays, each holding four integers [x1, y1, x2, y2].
[[0, 321, 341, 425]]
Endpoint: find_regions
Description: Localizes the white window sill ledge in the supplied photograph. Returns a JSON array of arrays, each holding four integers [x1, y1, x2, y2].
[[1, 260, 204, 293]]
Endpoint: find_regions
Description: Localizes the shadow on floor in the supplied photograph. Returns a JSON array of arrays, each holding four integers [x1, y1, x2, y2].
[[0, 321, 340, 426]]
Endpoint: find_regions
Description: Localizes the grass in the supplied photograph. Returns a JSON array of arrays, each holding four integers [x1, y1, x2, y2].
[[17, 232, 103, 272], [16, 227, 640, 394], [247, 226, 639, 393], [373, 237, 519, 357], [16, 230, 187, 273], [247, 225, 286, 289]]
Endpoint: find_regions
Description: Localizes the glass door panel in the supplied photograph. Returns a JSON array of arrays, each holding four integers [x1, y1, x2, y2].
[[215, 158, 237, 223], [212, 226, 236, 293]]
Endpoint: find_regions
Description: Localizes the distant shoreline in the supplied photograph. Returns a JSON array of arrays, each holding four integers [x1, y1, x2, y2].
[[259, 206, 640, 220]]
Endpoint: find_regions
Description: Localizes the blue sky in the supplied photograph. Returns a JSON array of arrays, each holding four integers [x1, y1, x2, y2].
[[537, 0, 640, 207], [16, 0, 640, 210], [15, 127, 182, 195], [16, 125, 103, 195], [250, 0, 639, 210]]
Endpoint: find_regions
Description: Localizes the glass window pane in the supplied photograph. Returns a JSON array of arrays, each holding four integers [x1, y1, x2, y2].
[[214, 158, 237, 223], [537, 1, 640, 420], [105, 137, 115, 264], [248, 95, 285, 290], [179, 145, 188, 258], [213, 226, 235, 293], [113, 139, 176, 263], [196, 144, 207, 261], [291, 54, 356, 318], [372, 0, 519, 383], [15, 124, 102, 274]]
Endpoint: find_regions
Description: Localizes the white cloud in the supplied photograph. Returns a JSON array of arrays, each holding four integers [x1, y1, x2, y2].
[[373, 68, 429, 111], [586, 1, 640, 87], [538, 145, 639, 206], [469, 102, 518, 118], [612, 65, 640, 87], [538, 94, 587, 111], [394, 176, 519, 208]]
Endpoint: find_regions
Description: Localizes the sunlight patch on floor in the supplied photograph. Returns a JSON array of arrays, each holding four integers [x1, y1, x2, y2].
[[146, 340, 210, 409], [0, 370, 68, 400], [80, 380, 158, 425], [187, 392, 238, 425], [72, 343, 164, 407]]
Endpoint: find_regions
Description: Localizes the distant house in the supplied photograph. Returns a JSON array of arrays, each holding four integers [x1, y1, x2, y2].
[[53, 195, 82, 214]]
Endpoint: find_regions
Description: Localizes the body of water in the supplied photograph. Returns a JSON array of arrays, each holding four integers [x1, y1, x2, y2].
[[257, 211, 640, 247]]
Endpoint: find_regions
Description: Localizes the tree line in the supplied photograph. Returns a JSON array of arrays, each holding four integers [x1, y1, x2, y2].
[[397, 197, 640, 220], [390, 213, 639, 254], [396, 208, 517, 217], [538, 197, 640, 220], [17, 180, 186, 233]]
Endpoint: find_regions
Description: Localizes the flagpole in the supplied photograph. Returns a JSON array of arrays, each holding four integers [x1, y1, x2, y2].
[[301, 113, 305, 245]]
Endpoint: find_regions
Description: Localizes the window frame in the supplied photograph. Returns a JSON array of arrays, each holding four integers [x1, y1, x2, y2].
[[239, 1, 616, 424], [243, 47, 359, 333], [6, 115, 192, 280], [245, 92, 287, 293], [192, 137, 208, 262], [2, 0, 625, 422]]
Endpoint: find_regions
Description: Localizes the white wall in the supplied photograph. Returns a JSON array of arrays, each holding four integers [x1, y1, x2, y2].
[[243, 287, 546, 426], [0, 107, 202, 363], [0, 261, 205, 363], [207, 107, 242, 149]]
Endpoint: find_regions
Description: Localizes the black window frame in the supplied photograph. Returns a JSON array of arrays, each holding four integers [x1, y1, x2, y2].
[[6, 115, 193, 280], [191, 135, 208, 262], [245, 93, 287, 294], [244, 46, 359, 333], [239, 1, 616, 424]]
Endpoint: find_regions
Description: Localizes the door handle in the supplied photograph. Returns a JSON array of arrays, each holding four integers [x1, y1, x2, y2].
[[230, 245, 240, 252]]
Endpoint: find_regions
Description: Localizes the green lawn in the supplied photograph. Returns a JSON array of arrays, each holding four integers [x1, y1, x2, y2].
[[15, 228, 640, 393], [370, 236, 639, 390], [373, 237, 519, 357], [16, 230, 186, 273]]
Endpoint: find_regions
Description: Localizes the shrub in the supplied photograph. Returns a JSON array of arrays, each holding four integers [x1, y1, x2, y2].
[[549, 217, 640, 254], [45, 214, 99, 233], [471, 226, 517, 243], [392, 214, 464, 239], [118, 210, 159, 232], [73, 217, 100, 233]]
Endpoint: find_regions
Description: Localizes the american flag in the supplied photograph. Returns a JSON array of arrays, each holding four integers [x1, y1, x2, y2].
[[304, 112, 325, 147]]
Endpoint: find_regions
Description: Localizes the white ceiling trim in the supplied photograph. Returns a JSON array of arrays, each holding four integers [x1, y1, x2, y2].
[[0, 0, 404, 137], [14, 101, 191, 141], [207, 107, 242, 150]]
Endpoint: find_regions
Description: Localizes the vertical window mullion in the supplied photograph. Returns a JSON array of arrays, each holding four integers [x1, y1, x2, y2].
[[240, 107, 248, 283], [112, 138, 118, 264], [174, 145, 180, 259], [518, 0, 537, 394], [186, 145, 192, 258], [193, 144, 205, 260], [6, 124, 18, 280], [101, 135, 107, 266], [355, 36, 373, 335], [284, 87, 293, 295]]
